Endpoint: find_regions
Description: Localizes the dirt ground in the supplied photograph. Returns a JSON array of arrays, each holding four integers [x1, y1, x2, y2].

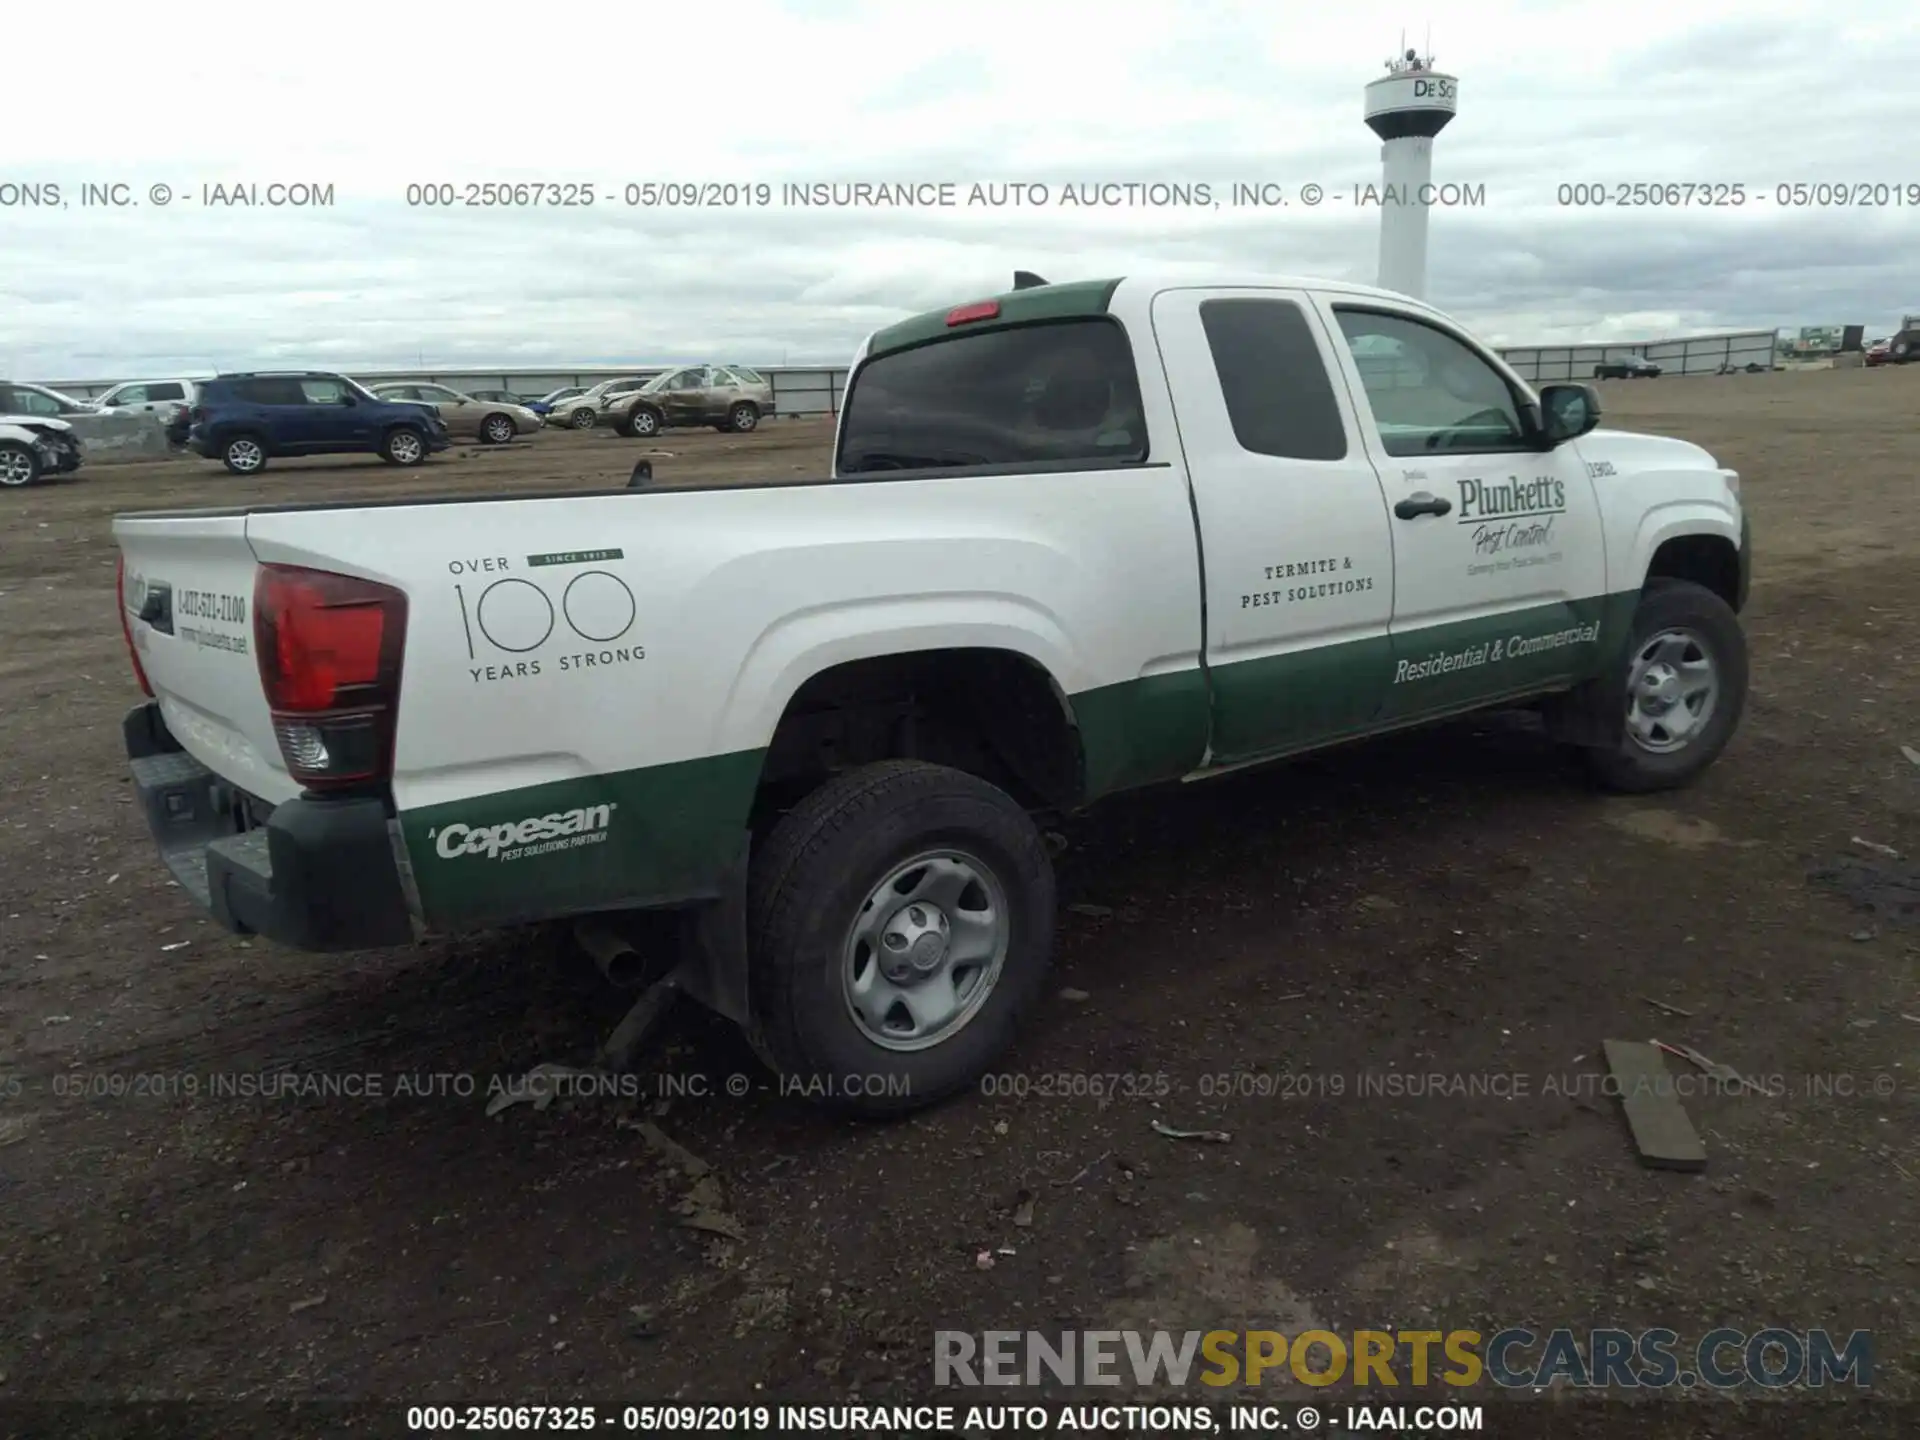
[[2, 377, 1917, 1435]]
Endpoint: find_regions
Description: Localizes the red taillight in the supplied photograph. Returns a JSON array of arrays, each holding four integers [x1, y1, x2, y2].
[[117, 554, 155, 696], [253, 564, 407, 790], [946, 300, 1000, 326]]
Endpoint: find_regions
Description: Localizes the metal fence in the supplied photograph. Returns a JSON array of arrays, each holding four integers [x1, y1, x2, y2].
[[1498, 330, 1778, 382], [38, 366, 852, 419]]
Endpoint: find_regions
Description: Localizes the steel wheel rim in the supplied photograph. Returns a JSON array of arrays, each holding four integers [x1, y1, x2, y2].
[[841, 848, 1010, 1053], [485, 416, 513, 442], [228, 440, 262, 471], [0, 447, 35, 485], [391, 433, 422, 462], [1624, 626, 1719, 754]]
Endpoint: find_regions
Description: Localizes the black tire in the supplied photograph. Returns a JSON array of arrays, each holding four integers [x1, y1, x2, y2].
[[479, 412, 516, 445], [380, 426, 428, 466], [628, 405, 661, 439], [220, 434, 268, 475], [746, 760, 1055, 1117], [0, 441, 40, 487], [727, 402, 759, 433], [1582, 579, 1747, 793]]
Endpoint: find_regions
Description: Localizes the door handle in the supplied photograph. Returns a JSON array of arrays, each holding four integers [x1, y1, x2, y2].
[[1395, 492, 1453, 520]]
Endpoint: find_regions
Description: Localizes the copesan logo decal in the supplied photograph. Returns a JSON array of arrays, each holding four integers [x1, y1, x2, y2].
[[429, 804, 616, 862]]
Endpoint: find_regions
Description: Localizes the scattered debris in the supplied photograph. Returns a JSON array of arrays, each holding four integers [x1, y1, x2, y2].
[[484, 1063, 592, 1116], [1012, 1191, 1036, 1228], [1151, 1120, 1232, 1144], [677, 1210, 746, 1242], [1901, 1015, 1920, 1025], [1851, 929, 1877, 942], [1059, 987, 1091, 1003], [1275, 992, 1306, 1002], [288, 1293, 327, 1314], [1067, 903, 1114, 918], [621, 1118, 712, 1178], [159, 941, 191, 952], [675, 1172, 744, 1241], [1851, 836, 1902, 860], [1052, 1149, 1112, 1189], [975, 1250, 996, 1271], [1640, 995, 1695, 1018], [1605, 1039, 1706, 1171], [626, 1305, 660, 1339], [1652, 1039, 1764, 1093], [1900, 745, 1920, 769], [993, 1120, 1009, 1136], [42, 1015, 70, 1026]]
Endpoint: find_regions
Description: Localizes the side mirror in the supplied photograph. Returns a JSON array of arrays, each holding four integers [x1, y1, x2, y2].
[[1537, 383, 1601, 446]]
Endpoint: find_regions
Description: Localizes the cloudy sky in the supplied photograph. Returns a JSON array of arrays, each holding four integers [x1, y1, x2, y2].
[[6, 0, 1917, 380]]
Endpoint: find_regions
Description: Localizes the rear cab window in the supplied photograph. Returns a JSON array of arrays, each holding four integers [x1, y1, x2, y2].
[[837, 314, 1147, 475]]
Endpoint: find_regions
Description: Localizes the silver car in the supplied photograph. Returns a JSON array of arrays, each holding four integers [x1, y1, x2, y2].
[[370, 383, 545, 443], [551, 377, 650, 431], [612, 364, 774, 437]]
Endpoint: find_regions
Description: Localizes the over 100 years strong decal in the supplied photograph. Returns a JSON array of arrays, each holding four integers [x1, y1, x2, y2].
[[447, 549, 647, 685]]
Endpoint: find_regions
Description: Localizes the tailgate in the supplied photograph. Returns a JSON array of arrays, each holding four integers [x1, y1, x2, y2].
[[115, 513, 299, 806]]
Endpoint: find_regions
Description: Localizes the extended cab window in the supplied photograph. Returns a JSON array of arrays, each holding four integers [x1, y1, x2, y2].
[[1199, 298, 1347, 461], [838, 318, 1146, 474], [1333, 308, 1529, 457]]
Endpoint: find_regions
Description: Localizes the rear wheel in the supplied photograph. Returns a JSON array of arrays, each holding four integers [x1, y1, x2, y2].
[[0, 441, 39, 487], [1581, 580, 1747, 793], [221, 435, 267, 474], [381, 427, 427, 466], [746, 761, 1055, 1117], [479, 413, 516, 444]]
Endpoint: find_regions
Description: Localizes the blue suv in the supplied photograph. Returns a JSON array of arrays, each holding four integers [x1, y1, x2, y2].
[[176, 371, 451, 474]]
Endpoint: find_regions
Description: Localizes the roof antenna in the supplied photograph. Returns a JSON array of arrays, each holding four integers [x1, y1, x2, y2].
[[1012, 270, 1048, 290]]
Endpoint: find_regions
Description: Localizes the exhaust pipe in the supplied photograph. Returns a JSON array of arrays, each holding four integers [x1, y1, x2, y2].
[[574, 917, 647, 987]]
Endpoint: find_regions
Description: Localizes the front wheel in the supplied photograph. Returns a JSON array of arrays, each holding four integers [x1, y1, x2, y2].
[[746, 761, 1056, 1117], [628, 406, 661, 438], [381, 427, 427, 466], [1582, 580, 1748, 793], [568, 406, 597, 429], [479, 413, 516, 444], [221, 435, 267, 474], [0, 441, 40, 487], [727, 402, 759, 433]]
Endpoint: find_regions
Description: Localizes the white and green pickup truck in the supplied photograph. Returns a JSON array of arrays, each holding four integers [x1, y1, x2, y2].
[[114, 272, 1750, 1113]]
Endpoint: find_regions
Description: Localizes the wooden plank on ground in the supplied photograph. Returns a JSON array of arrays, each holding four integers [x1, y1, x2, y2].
[[1603, 1038, 1707, 1171]]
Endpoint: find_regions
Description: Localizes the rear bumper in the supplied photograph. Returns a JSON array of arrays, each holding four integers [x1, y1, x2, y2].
[[124, 702, 416, 952]]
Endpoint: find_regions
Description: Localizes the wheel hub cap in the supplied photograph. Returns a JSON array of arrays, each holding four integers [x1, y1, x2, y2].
[[843, 851, 1009, 1052], [1624, 627, 1718, 754]]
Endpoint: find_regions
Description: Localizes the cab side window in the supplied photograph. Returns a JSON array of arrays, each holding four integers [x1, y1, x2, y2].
[[1199, 298, 1348, 461], [1333, 308, 1529, 457]]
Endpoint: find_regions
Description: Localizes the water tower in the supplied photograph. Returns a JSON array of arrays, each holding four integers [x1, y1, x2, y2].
[[1364, 43, 1458, 300]]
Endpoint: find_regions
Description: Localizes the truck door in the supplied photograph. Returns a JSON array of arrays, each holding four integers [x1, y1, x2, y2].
[[1315, 301, 1608, 722], [1150, 287, 1397, 764]]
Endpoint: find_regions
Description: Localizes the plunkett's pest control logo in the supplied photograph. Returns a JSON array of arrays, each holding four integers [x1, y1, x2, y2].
[[429, 803, 615, 862]]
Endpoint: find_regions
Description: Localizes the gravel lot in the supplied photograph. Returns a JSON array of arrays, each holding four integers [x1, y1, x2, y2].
[[2, 375, 1916, 1435]]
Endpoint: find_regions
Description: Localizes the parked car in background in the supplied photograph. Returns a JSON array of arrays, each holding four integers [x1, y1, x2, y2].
[[0, 414, 83, 487], [1885, 329, 1920, 364], [95, 379, 202, 434], [369, 383, 544, 443], [0, 382, 103, 418], [528, 387, 587, 417], [1864, 338, 1891, 367], [467, 389, 532, 406], [553, 377, 649, 430], [614, 364, 774, 437], [179, 372, 451, 474], [1593, 356, 1662, 379]]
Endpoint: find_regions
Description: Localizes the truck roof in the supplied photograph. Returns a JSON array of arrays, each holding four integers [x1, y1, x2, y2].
[[863, 272, 1440, 359]]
